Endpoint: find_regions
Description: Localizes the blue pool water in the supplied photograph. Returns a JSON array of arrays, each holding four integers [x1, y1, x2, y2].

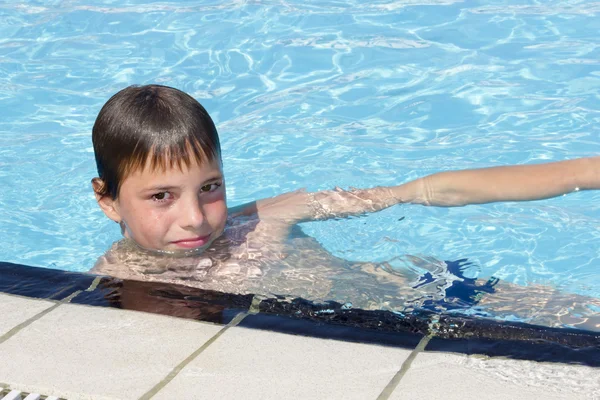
[[1, 1, 599, 327]]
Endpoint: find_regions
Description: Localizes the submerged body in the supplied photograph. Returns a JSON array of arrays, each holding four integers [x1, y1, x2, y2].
[[92, 208, 417, 309], [91, 197, 600, 331]]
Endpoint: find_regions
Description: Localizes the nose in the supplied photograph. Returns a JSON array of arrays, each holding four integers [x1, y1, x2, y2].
[[178, 195, 205, 230]]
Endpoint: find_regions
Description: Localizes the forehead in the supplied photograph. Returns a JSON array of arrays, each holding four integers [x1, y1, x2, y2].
[[122, 156, 223, 186]]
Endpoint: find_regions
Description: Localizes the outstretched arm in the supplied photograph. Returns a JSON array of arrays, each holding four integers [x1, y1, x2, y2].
[[395, 156, 600, 206], [235, 157, 600, 223]]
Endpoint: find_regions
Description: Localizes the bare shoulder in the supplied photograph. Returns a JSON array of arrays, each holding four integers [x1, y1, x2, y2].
[[89, 253, 121, 276], [88, 241, 137, 279], [226, 208, 296, 243], [229, 190, 313, 223]]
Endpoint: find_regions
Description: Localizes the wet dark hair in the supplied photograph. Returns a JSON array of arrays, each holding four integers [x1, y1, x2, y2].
[[92, 84, 221, 199]]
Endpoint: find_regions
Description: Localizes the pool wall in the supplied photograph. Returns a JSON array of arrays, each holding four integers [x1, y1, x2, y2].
[[2, 261, 598, 367]]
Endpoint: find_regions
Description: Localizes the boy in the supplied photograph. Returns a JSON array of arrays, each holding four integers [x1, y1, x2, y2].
[[91, 84, 600, 328]]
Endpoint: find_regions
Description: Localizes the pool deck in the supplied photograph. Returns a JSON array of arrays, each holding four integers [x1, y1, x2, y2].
[[1, 289, 599, 400], [1, 262, 599, 399]]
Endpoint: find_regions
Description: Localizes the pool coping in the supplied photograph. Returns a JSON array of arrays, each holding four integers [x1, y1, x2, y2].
[[1, 261, 598, 368]]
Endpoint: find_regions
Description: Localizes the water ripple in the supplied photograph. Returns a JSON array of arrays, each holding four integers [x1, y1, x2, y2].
[[1, 0, 599, 326]]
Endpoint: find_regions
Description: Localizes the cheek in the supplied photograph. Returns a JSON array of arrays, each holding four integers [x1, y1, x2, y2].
[[205, 196, 228, 226], [123, 204, 171, 239]]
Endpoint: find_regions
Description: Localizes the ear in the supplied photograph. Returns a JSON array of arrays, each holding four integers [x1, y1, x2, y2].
[[91, 178, 122, 223]]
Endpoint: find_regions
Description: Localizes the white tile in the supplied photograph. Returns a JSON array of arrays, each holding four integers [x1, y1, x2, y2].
[[154, 326, 413, 400], [390, 352, 600, 400], [0, 303, 223, 400], [0, 293, 54, 337], [3, 391, 23, 400]]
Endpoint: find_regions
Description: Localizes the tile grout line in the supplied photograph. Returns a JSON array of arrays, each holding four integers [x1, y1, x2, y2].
[[0, 277, 100, 346], [376, 313, 441, 400], [0, 290, 82, 346], [248, 294, 262, 314], [375, 335, 431, 400], [139, 298, 258, 400], [85, 276, 103, 291]]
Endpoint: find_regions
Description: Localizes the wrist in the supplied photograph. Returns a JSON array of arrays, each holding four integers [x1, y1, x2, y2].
[[388, 178, 425, 205]]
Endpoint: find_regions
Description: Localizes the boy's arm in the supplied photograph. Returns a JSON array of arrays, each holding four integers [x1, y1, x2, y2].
[[237, 157, 600, 223], [396, 156, 600, 206]]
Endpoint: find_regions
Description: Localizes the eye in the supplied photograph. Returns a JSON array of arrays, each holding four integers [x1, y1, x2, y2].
[[151, 192, 172, 202], [200, 182, 222, 193]]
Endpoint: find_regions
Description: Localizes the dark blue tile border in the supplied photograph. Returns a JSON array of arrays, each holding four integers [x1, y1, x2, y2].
[[425, 336, 599, 366], [238, 313, 425, 349], [1, 261, 599, 366], [424, 314, 600, 366], [252, 297, 600, 366], [0, 261, 95, 300], [257, 296, 431, 335]]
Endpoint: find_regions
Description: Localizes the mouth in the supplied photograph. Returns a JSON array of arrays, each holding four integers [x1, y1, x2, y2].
[[171, 234, 212, 249]]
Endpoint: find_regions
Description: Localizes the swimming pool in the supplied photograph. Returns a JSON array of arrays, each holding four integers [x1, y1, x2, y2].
[[1, 0, 599, 332]]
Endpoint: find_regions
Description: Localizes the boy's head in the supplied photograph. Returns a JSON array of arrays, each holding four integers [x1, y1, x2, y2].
[[92, 84, 221, 199], [92, 85, 227, 253]]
